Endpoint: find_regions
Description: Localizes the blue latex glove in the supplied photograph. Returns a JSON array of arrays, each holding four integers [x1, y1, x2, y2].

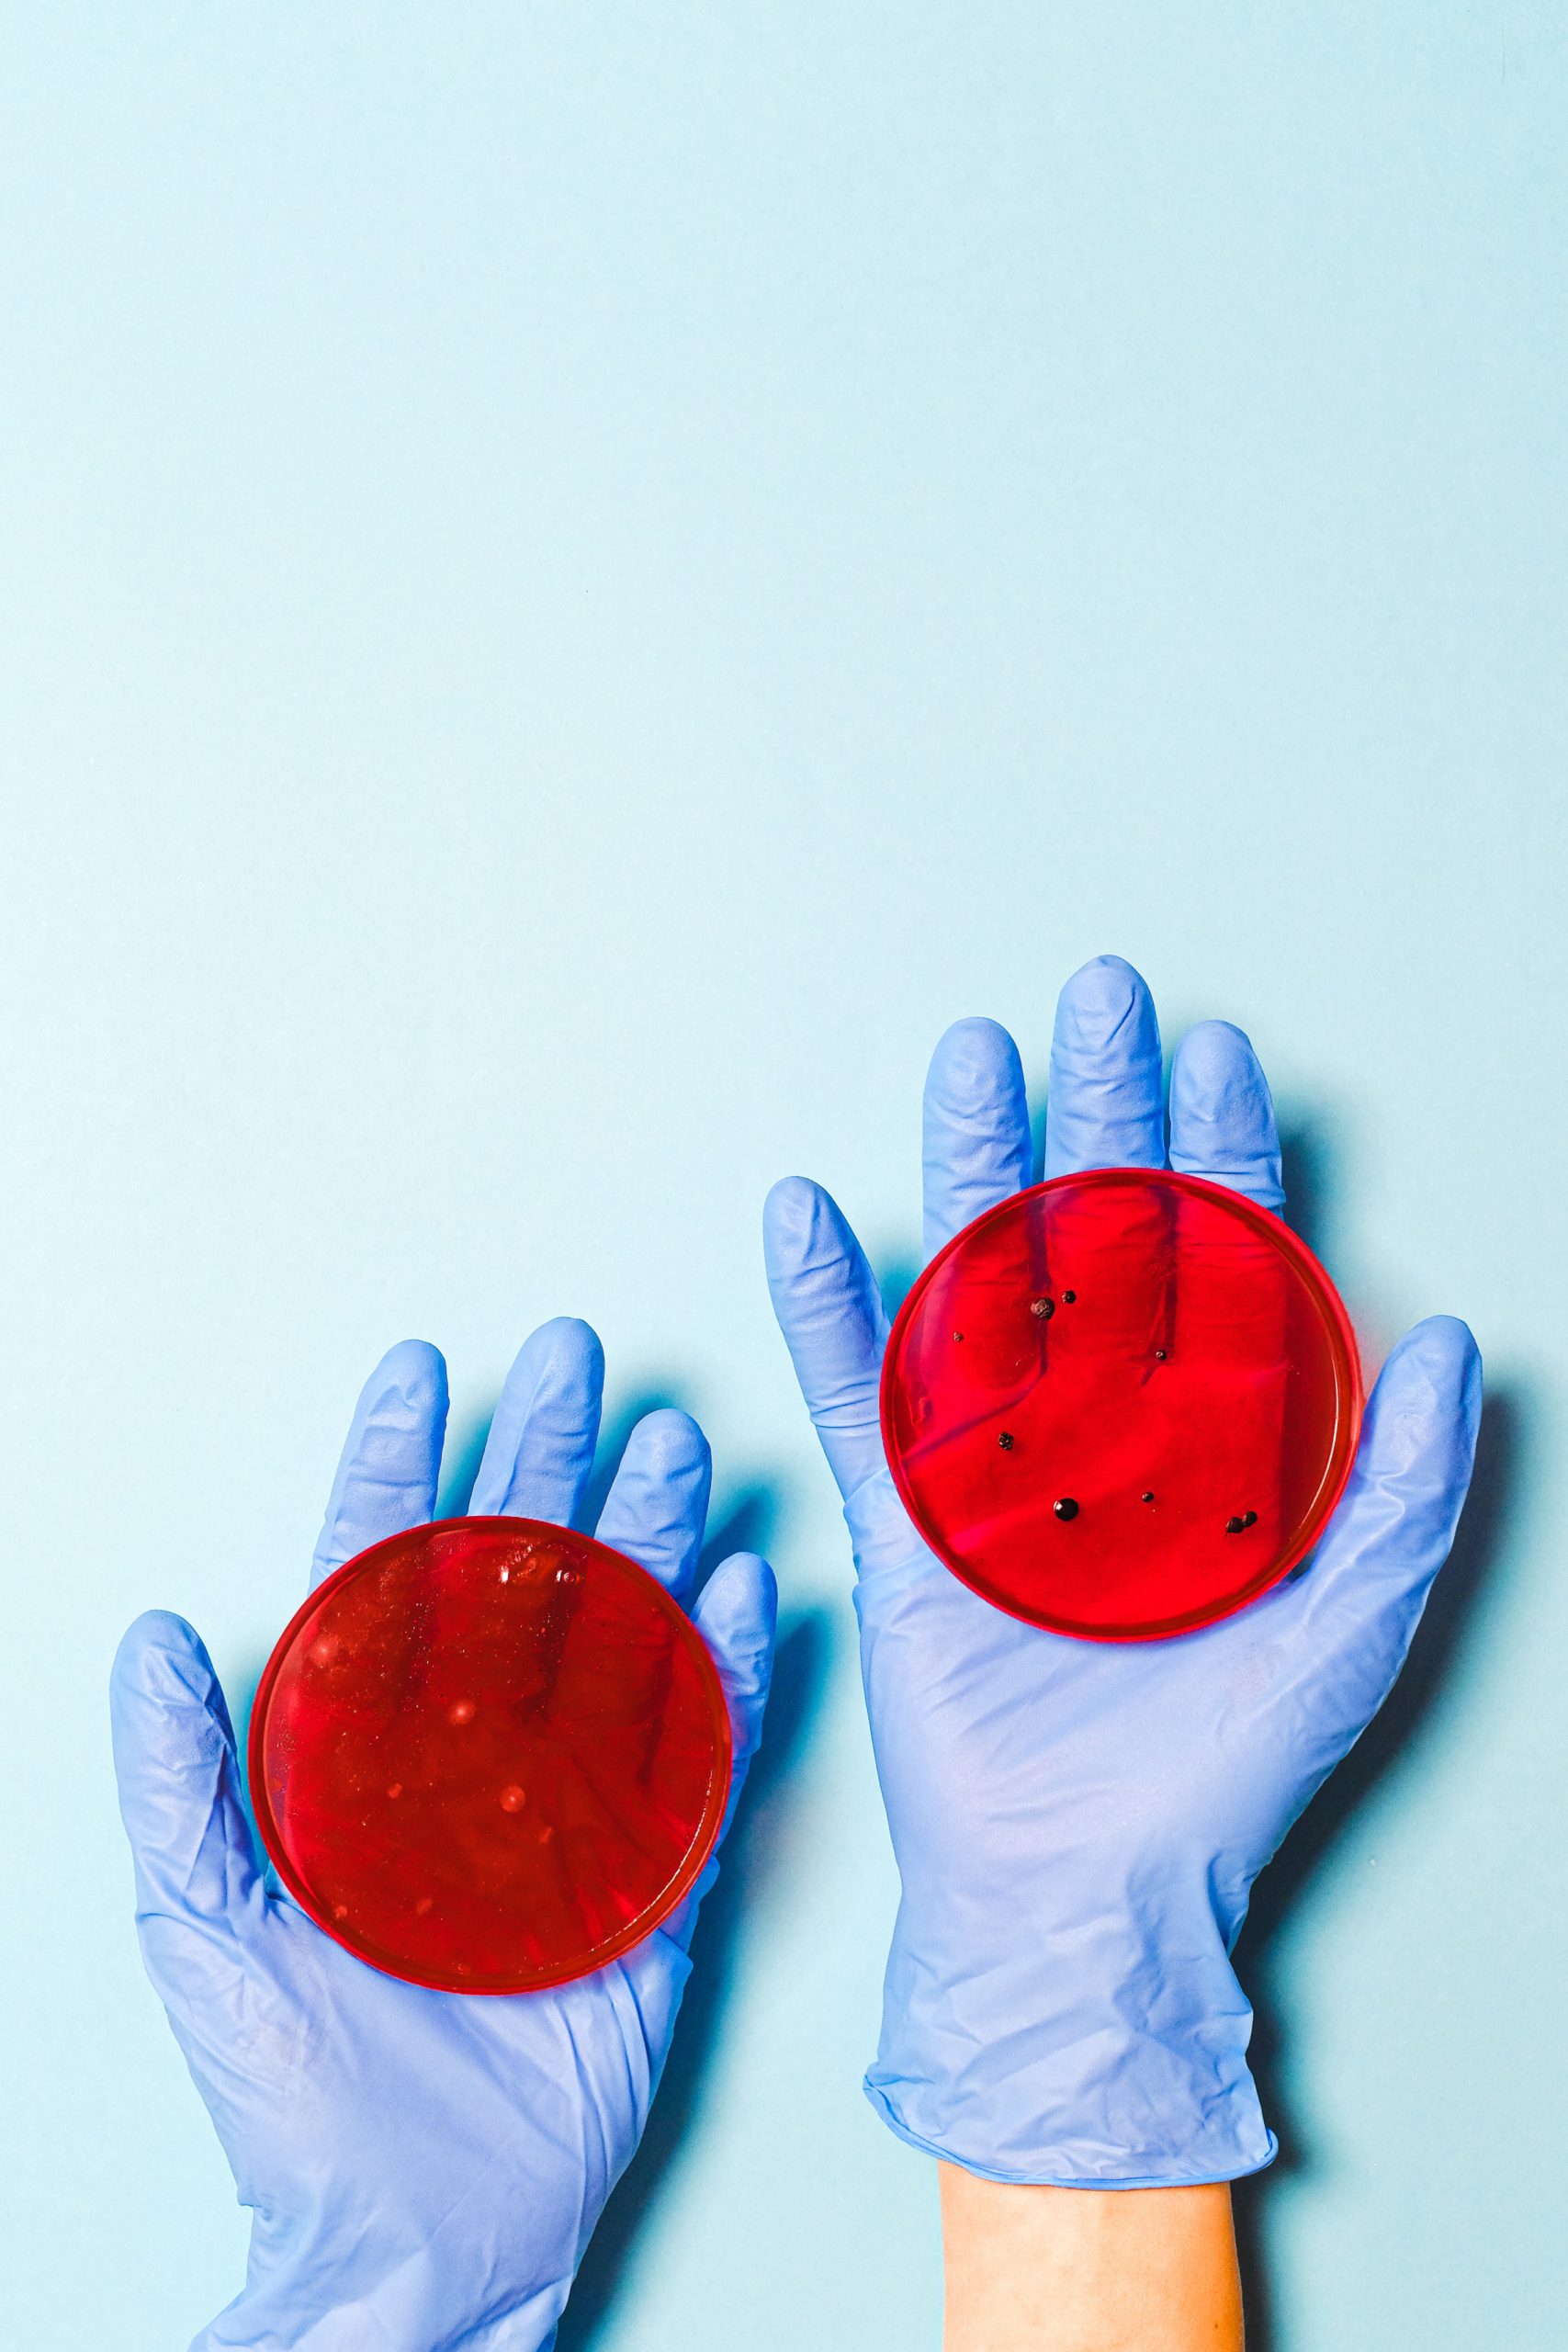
[[111, 1319, 775, 2351], [764, 956, 1481, 2188]]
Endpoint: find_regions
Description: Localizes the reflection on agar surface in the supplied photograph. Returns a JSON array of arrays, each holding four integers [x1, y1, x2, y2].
[[881, 1170, 1362, 1642], [249, 1518, 731, 1992]]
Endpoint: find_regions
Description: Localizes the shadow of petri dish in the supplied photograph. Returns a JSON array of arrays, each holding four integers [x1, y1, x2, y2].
[[880, 1169, 1362, 1643]]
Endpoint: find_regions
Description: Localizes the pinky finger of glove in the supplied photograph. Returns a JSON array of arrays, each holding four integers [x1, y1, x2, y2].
[[659, 1551, 777, 1952], [109, 1611, 265, 2024]]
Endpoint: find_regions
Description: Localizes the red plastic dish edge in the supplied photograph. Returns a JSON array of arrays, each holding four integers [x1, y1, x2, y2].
[[247, 1514, 734, 1995], [878, 1168, 1366, 1645]]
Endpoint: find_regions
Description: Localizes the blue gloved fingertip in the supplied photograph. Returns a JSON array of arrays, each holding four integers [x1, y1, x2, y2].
[[365, 1337, 449, 1412], [1055, 954, 1155, 1044]]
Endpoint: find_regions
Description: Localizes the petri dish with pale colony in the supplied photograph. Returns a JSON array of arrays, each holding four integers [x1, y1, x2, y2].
[[249, 1517, 731, 1992]]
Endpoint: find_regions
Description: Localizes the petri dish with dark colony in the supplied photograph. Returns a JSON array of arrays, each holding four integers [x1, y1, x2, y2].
[[249, 1517, 731, 1993], [881, 1168, 1362, 1642]]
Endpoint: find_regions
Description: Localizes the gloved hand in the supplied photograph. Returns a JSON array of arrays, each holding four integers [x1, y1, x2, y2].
[[111, 1318, 775, 2351], [764, 956, 1480, 2187]]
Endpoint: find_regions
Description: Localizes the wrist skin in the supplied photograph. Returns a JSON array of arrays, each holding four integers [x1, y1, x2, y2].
[[940, 2165, 1245, 2352]]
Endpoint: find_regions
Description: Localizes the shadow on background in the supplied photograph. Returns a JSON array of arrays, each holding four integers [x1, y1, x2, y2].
[[559, 1591, 831, 2349], [436, 1405, 499, 1519], [874, 1251, 922, 1326], [1278, 1121, 1335, 1261], [562, 1383, 830, 2346], [1228, 1131, 1521, 2352]]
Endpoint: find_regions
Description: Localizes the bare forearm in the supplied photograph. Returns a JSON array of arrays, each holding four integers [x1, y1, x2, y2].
[[940, 2165, 1245, 2352]]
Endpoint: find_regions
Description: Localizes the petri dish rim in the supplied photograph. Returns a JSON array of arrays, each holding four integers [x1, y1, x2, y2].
[[247, 1514, 734, 1995], [879, 1167, 1365, 1644]]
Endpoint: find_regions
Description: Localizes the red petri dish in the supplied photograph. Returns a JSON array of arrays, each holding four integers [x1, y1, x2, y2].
[[881, 1169, 1362, 1642], [249, 1517, 731, 1993]]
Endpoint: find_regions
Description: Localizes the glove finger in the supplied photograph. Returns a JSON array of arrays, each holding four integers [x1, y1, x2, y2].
[[1043, 955, 1166, 1177], [694, 1549, 778, 1826], [468, 1317, 604, 1525], [1170, 1025, 1279, 1213], [310, 1340, 448, 1589], [763, 1176, 910, 1569], [1168, 1021, 1286, 1212], [660, 1550, 777, 1952], [109, 1611, 264, 2023], [1292, 1316, 1482, 1740], [593, 1408, 712, 1600], [921, 1017, 1032, 1259]]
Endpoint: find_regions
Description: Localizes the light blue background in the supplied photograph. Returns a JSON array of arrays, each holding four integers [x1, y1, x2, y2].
[[4, 7, 1563, 2346]]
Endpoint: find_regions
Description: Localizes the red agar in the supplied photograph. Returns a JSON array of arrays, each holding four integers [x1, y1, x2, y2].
[[880, 1169, 1362, 1642], [249, 1518, 731, 1992]]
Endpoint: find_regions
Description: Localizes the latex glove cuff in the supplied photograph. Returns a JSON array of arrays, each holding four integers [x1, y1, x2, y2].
[[863, 1950, 1279, 2189]]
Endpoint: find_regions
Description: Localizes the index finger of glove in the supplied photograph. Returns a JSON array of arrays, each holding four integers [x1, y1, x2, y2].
[[763, 1175, 891, 1504], [310, 1340, 449, 1589], [109, 1611, 264, 2019]]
